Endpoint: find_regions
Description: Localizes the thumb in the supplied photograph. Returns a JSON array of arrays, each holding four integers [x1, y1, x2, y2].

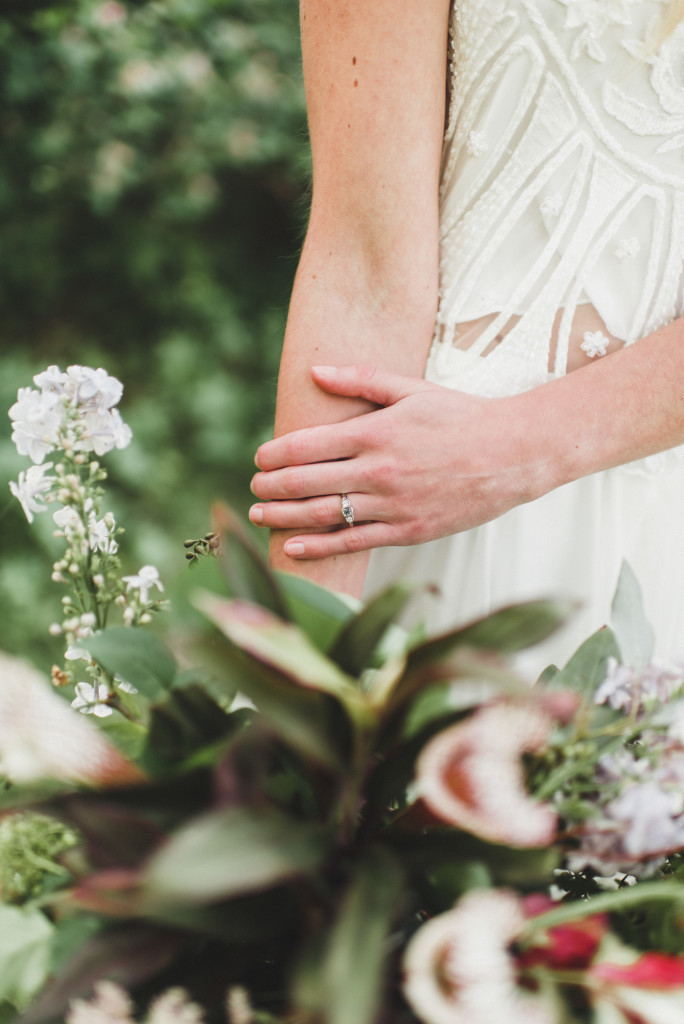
[[311, 363, 428, 406]]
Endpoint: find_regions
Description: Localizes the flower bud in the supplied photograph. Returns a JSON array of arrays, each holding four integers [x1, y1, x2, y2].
[[48, 623, 63, 636]]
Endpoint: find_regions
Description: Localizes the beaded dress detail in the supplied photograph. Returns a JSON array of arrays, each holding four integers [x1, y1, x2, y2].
[[426, 0, 684, 426]]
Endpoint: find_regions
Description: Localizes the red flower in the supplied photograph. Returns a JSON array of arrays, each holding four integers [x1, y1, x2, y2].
[[593, 953, 684, 989], [519, 895, 607, 971]]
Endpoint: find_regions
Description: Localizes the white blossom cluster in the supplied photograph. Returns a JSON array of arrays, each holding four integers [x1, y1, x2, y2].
[[8, 365, 166, 719], [9, 365, 132, 524]]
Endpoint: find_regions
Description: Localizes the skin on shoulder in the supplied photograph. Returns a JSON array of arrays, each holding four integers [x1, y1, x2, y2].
[[265, 0, 452, 597]]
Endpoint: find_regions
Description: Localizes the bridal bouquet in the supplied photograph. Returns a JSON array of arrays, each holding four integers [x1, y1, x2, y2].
[[4, 366, 684, 1024]]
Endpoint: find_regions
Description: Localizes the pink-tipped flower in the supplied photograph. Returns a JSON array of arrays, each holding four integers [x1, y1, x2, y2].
[[588, 945, 684, 1023], [0, 651, 143, 787], [402, 889, 555, 1024], [414, 700, 557, 847]]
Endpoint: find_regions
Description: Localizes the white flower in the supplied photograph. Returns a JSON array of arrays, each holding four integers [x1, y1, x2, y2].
[[595, 656, 683, 714], [87, 513, 118, 554], [63, 365, 124, 410], [66, 980, 134, 1024], [581, 330, 609, 358], [123, 565, 164, 604], [71, 681, 113, 717], [53, 505, 83, 535], [0, 651, 140, 785], [33, 364, 68, 395], [9, 462, 56, 523], [402, 890, 554, 1024], [147, 987, 205, 1024], [609, 782, 683, 858], [414, 700, 557, 848], [65, 644, 91, 661], [9, 387, 64, 463], [78, 407, 132, 456]]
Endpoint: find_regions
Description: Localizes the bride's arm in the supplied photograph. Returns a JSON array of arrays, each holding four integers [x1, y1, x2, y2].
[[267, 0, 451, 596]]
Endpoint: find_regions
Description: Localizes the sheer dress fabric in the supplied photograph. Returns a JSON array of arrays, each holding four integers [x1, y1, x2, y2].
[[364, 0, 684, 674]]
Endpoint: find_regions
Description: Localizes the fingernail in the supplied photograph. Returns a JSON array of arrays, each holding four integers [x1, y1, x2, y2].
[[284, 541, 305, 557], [249, 505, 263, 524], [312, 365, 337, 376]]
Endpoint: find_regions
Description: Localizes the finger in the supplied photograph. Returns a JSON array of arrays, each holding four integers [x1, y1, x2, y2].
[[311, 364, 430, 407], [249, 494, 376, 530], [255, 419, 361, 472], [251, 462, 364, 502], [283, 522, 396, 559]]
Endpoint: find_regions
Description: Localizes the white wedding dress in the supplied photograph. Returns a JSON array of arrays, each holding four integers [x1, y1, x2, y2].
[[364, 0, 684, 674]]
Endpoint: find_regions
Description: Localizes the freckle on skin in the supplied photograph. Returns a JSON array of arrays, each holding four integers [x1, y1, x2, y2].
[[354, 79, 358, 87], [352, 56, 357, 65]]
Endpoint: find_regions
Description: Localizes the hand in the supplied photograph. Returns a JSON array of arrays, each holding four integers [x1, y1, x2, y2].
[[250, 364, 552, 559]]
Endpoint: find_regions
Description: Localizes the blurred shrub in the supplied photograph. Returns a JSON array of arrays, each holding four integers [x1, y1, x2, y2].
[[0, 0, 308, 660]]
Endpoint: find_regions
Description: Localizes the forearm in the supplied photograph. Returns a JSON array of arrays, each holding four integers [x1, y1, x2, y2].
[[520, 317, 684, 493], [269, 232, 438, 595]]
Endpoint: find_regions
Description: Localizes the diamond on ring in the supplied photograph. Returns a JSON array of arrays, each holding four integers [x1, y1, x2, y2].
[[340, 494, 355, 527]]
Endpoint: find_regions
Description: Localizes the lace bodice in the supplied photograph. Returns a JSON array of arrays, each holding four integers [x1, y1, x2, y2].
[[427, 0, 684, 404]]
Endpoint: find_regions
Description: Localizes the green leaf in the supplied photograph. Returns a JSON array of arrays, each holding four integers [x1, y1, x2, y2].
[[406, 599, 573, 670], [277, 571, 359, 652], [48, 915, 104, 979], [82, 628, 177, 700], [195, 594, 374, 729], [296, 848, 404, 1024], [385, 829, 560, 888], [145, 683, 238, 769], [0, 905, 53, 1010], [204, 638, 349, 769], [144, 806, 330, 906], [550, 626, 620, 700], [611, 561, 655, 671], [327, 585, 411, 677], [0, 1001, 18, 1024], [96, 716, 147, 763], [213, 503, 289, 619]]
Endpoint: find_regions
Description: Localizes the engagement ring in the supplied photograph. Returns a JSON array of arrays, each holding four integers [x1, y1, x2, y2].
[[340, 494, 355, 527]]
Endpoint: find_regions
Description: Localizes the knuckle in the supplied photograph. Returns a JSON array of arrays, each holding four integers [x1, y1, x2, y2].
[[404, 519, 425, 545], [284, 432, 306, 465], [312, 501, 332, 527], [344, 528, 367, 554], [282, 469, 306, 498], [373, 458, 398, 490]]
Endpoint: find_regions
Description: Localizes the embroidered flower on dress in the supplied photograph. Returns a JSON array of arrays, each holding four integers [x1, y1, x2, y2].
[[581, 330, 609, 358], [466, 130, 488, 157], [539, 192, 563, 217], [615, 236, 641, 261], [558, 0, 634, 63]]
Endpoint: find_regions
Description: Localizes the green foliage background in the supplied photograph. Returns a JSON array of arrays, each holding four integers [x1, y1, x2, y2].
[[0, 0, 308, 663]]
